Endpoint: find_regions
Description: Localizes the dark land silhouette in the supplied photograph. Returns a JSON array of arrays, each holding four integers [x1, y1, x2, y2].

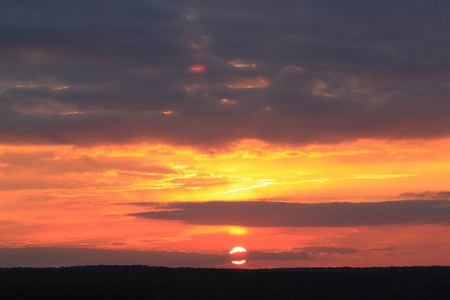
[[1, 266, 449, 299]]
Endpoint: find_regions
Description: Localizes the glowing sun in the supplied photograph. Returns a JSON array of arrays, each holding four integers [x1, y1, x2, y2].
[[229, 246, 247, 265]]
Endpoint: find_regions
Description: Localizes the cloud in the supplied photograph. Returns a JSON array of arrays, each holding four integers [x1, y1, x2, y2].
[[1, 1, 450, 148], [248, 246, 358, 261], [370, 246, 399, 252], [0, 247, 227, 268], [298, 246, 359, 255], [0, 246, 359, 267], [399, 191, 450, 200], [247, 250, 311, 261], [0, 151, 175, 176], [130, 200, 450, 227]]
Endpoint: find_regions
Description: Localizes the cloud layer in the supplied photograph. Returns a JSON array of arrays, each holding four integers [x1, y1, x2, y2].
[[0, 246, 361, 267], [1, 1, 450, 148], [0, 247, 226, 268], [131, 200, 450, 227]]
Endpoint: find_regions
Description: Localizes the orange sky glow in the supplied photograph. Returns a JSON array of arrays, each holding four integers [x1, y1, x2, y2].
[[1, 138, 449, 267]]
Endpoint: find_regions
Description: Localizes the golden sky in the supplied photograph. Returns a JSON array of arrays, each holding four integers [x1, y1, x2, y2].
[[1, 138, 449, 267]]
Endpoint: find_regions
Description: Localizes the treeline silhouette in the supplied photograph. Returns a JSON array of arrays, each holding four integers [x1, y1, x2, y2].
[[0, 266, 449, 299]]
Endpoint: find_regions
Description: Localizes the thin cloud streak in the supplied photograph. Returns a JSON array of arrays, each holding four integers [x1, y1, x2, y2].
[[131, 200, 450, 227], [248, 246, 359, 261]]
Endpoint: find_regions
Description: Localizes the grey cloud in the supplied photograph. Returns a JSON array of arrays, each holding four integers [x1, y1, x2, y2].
[[130, 200, 450, 227], [0, 247, 227, 268], [200, 0, 450, 70], [399, 191, 450, 201], [248, 250, 311, 261], [0, 1, 188, 62], [370, 246, 399, 252], [298, 247, 359, 255], [247, 246, 358, 261], [0, 246, 358, 267], [1, 1, 450, 147]]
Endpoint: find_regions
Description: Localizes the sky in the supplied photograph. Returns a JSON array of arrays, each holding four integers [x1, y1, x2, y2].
[[1, 0, 450, 268]]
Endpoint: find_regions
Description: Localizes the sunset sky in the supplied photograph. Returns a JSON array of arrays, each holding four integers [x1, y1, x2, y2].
[[1, 0, 450, 268]]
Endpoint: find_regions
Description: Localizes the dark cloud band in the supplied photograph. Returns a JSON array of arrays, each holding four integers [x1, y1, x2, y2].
[[2, 0, 450, 147], [131, 200, 450, 227], [0, 246, 359, 267]]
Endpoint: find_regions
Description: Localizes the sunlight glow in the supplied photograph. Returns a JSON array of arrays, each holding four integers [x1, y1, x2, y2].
[[226, 78, 269, 89], [1, 138, 450, 260], [187, 64, 209, 74], [59, 111, 88, 115], [228, 227, 247, 235], [229, 61, 257, 68], [220, 99, 238, 104]]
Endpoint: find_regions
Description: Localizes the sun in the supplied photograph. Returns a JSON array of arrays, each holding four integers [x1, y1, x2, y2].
[[229, 246, 247, 265], [229, 246, 246, 254]]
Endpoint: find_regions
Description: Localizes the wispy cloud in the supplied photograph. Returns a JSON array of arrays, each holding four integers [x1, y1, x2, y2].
[[399, 191, 450, 200], [248, 246, 359, 261]]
